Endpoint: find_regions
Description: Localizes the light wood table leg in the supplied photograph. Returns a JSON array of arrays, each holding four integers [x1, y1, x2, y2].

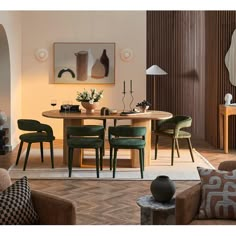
[[219, 112, 223, 149], [63, 119, 84, 167], [131, 119, 151, 168], [223, 114, 229, 154]]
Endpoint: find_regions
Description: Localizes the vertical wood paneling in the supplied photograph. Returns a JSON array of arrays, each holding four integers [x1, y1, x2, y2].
[[205, 11, 236, 149], [146, 11, 206, 139]]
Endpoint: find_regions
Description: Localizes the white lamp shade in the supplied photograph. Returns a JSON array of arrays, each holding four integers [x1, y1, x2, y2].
[[146, 65, 167, 75]]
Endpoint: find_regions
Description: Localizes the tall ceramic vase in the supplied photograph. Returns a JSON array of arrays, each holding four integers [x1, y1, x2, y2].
[[150, 175, 176, 203]]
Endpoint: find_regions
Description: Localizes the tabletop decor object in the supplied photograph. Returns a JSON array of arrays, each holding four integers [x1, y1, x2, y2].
[[76, 89, 103, 114], [150, 175, 176, 203], [136, 100, 151, 113]]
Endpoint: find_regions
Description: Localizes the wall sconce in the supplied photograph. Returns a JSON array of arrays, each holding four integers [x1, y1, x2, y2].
[[35, 48, 49, 62], [120, 48, 133, 62]]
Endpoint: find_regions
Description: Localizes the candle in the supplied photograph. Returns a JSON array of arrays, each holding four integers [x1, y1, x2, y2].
[[130, 80, 133, 92], [123, 81, 126, 93]]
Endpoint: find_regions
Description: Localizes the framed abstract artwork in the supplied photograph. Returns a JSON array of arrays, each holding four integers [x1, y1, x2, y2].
[[53, 42, 115, 84]]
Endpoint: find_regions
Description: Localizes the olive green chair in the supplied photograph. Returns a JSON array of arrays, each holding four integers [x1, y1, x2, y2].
[[15, 119, 55, 171], [108, 126, 146, 179], [67, 125, 105, 178], [154, 115, 194, 165]]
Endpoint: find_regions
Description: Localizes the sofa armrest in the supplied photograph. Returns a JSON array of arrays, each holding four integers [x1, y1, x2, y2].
[[218, 161, 236, 171], [31, 190, 76, 225], [175, 183, 201, 225]]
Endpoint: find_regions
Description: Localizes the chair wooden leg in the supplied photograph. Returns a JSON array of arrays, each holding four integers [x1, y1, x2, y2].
[[141, 148, 145, 171], [40, 142, 44, 162], [139, 149, 144, 179], [175, 139, 180, 158], [16, 141, 24, 165], [109, 147, 113, 171], [23, 143, 32, 171], [187, 138, 195, 162], [95, 148, 100, 178], [155, 135, 159, 160], [171, 138, 175, 166], [113, 148, 118, 178], [50, 141, 54, 168], [100, 147, 103, 171], [68, 147, 73, 177]]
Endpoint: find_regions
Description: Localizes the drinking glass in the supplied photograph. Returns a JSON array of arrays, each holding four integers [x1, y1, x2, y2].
[[51, 99, 57, 108], [62, 101, 69, 113]]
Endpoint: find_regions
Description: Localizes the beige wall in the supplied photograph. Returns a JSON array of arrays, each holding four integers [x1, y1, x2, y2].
[[0, 11, 22, 149], [21, 11, 146, 139]]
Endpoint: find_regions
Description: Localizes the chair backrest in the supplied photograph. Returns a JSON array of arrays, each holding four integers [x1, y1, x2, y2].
[[158, 115, 192, 130], [18, 119, 41, 131], [109, 126, 146, 139], [17, 119, 54, 137], [67, 125, 104, 139]]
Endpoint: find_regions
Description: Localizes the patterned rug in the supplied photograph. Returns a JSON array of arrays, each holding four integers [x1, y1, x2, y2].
[[8, 148, 214, 180]]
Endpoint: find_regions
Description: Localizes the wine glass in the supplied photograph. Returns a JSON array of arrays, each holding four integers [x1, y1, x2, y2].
[[51, 99, 57, 109], [62, 100, 69, 113]]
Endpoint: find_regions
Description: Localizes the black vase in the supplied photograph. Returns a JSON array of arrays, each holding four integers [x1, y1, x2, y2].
[[100, 49, 109, 77], [150, 175, 176, 203]]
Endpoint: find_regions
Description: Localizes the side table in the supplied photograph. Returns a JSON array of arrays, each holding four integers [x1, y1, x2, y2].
[[136, 195, 175, 225]]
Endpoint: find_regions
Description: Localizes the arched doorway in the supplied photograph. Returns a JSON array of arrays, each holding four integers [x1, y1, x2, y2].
[[0, 24, 11, 152]]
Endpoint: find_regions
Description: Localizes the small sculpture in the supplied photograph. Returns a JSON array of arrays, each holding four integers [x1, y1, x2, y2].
[[0, 110, 7, 130], [224, 93, 233, 106]]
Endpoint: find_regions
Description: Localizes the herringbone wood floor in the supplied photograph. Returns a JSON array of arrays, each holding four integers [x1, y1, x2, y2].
[[1, 137, 236, 224]]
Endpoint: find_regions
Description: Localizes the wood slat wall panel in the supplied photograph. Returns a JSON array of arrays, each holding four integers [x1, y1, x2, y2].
[[146, 11, 206, 139], [205, 11, 236, 148]]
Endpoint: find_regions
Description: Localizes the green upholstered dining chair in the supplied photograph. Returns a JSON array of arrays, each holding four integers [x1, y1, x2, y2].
[[66, 125, 105, 178], [15, 119, 55, 171], [108, 126, 146, 179], [154, 115, 195, 165]]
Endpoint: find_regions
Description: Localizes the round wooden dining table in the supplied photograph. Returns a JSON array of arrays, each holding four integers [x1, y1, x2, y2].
[[42, 110, 173, 168]]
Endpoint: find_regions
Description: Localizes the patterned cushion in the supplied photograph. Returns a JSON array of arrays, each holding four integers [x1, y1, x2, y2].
[[0, 176, 39, 225], [197, 166, 236, 219]]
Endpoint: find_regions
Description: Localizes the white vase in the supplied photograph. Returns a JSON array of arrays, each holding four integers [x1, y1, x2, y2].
[[0, 111, 7, 130]]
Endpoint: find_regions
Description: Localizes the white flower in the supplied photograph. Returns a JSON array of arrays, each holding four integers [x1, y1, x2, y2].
[[76, 89, 104, 103]]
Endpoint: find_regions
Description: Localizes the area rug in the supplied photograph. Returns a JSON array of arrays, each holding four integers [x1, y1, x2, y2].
[[8, 148, 214, 180]]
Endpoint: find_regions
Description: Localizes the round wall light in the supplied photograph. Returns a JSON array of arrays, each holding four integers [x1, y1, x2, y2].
[[35, 48, 49, 62], [120, 48, 133, 62]]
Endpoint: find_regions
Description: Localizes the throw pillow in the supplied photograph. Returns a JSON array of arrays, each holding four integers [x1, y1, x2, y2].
[[0, 176, 39, 225], [197, 166, 236, 219]]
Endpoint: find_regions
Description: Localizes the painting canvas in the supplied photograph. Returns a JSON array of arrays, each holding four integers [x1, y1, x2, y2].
[[53, 42, 115, 84]]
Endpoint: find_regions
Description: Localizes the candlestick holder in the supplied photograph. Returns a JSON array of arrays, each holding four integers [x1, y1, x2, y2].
[[129, 90, 134, 111], [122, 91, 126, 112]]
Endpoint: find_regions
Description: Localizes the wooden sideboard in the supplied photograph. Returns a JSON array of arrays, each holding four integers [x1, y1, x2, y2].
[[219, 104, 236, 153]]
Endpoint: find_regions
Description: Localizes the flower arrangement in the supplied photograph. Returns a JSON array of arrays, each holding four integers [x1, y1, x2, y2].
[[136, 100, 151, 108], [76, 89, 104, 104]]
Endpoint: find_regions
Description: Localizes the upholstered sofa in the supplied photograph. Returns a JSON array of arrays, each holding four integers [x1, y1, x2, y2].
[[175, 161, 236, 225], [0, 168, 76, 225]]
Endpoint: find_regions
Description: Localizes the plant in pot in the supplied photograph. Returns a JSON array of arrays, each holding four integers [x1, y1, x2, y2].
[[76, 89, 103, 114], [136, 100, 151, 113]]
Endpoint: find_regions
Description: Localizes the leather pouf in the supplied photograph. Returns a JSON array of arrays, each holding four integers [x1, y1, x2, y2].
[[150, 175, 176, 203]]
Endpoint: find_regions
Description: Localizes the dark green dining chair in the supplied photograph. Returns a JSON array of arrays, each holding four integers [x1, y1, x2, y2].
[[67, 125, 105, 178], [15, 119, 55, 171], [154, 115, 195, 165], [108, 126, 146, 179]]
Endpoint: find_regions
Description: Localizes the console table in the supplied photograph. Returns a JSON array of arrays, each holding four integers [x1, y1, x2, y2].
[[42, 110, 172, 167], [136, 195, 175, 225], [219, 104, 236, 153]]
